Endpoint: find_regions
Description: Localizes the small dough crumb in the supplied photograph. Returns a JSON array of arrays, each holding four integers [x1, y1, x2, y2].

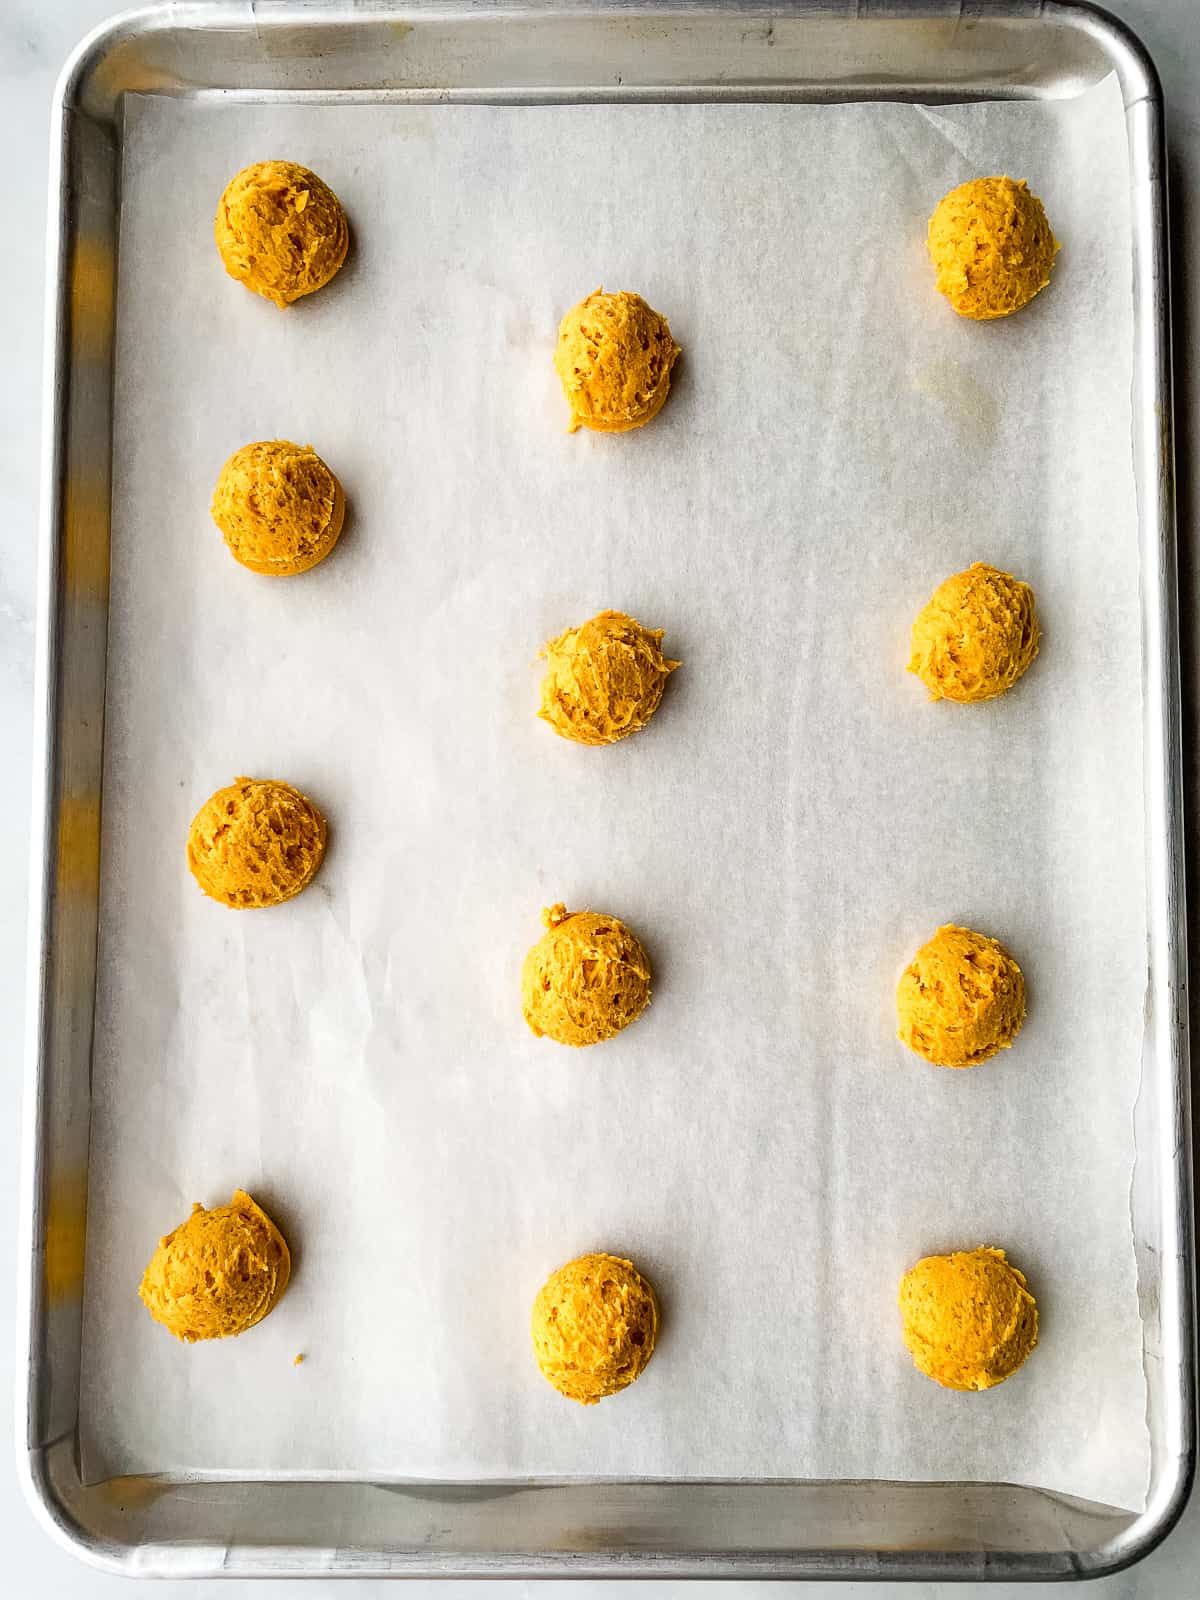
[[927, 176, 1058, 320], [215, 160, 348, 309], [538, 610, 679, 746], [521, 904, 651, 1047], [187, 777, 326, 909], [212, 440, 345, 576], [909, 562, 1039, 703], [139, 1189, 290, 1343], [899, 1246, 1038, 1390], [554, 289, 680, 433], [531, 1252, 659, 1404], [897, 924, 1025, 1068]]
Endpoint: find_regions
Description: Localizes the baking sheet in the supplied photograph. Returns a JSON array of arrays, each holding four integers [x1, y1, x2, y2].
[[80, 75, 1147, 1511]]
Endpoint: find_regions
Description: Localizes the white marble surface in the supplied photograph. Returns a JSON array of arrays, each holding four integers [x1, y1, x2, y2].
[[2, 1, 1197, 1595]]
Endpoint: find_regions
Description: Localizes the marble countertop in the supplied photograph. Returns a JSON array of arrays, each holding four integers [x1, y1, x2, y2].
[[3, 2, 1197, 1595]]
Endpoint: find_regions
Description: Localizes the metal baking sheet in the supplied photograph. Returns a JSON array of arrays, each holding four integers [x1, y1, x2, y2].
[[19, 0, 1193, 1580]]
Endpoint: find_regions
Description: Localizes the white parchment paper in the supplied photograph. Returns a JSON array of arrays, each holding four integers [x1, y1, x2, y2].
[[81, 76, 1147, 1511]]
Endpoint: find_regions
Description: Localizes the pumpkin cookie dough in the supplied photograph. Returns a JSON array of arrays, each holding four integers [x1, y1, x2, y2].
[[521, 904, 651, 1047], [554, 289, 680, 433], [215, 160, 348, 309], [531, 1252, 659, 1404], [212, 440, 345, 575], [928, 176, 1058, 320], [899, 1246, 1038, 1390], [909, 562, 1040, 703], [139, 1189, 290, 1343], [897, 925, 1025, 1068], [538, 610, 679, 746], [187, 777, 326, 909]]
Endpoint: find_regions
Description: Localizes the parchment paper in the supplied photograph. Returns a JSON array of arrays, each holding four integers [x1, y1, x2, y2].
[[81, 75, 1148, 1511]]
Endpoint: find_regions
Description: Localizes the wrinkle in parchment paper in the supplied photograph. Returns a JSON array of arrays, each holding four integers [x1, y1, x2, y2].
[[80, 75, 1147, 1511]]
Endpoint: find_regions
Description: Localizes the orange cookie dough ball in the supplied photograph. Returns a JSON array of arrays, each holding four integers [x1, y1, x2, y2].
[[139, 1189, 290, 1343], [215, 160, 348, 309], [897, 925, 1025, 1068], [538, 610, 679, 746], [928, 176, 1058, 320], [212, 440, 345, 576], [909, 563, 1039, 703], [899, 1246, 1038, 1390], [531, 1252, 659, 1404], [554, 289, 680, 433], [521, 904, 651, 1047], [187, 778, 326, 909]]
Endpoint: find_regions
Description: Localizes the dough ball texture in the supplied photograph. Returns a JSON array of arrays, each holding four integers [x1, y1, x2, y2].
[[531, 1252, 659, 1404], [212, 440, 345, 576], [538, 610, 679, 746], [909, 562, 1039, 703], [899, 1246, 1038, 1390], [554, 289, 680, 433], [521, 904, 651, 1047], [139, 1189, 290, 1343], [897, 924, 1025, 1068], [215, 160, 349, 309], [928, 176, 1058, 320], [188, 778, 326, 909]]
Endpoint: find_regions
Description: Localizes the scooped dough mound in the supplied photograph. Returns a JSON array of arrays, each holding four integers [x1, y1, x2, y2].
[[521, 904, 651, 1047], [139, 1189, 290, 1343], [897, 925, 1025, 1068], [211, 440, 345, 576], [899, 1246, 1038, 1390], [215, 160, 348, 308], [909, 562, 1039, 703], [554, 289, 680, 433], [538, 610, 679, 746], [531, 1252, 659, 1404], [187, 778, 326, 909], [928, 176, 1058, 320]]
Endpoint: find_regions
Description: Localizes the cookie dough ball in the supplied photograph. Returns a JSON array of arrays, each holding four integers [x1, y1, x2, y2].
[[211, 440, 345, 576], [538, 610, 679, 746], [909, 562, 1039, 703], [187, 778, 326, 909], [554, 289, 680, 433], [521, 903, 651, 1047], [928, 176, 1058, 320], [899, 1246, 1038, 1390], [139, 1189, 290, 1343], [897, 925, 1025, 1068], [531, 1252, 659, 1404], [215, 161, 348, 309]]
